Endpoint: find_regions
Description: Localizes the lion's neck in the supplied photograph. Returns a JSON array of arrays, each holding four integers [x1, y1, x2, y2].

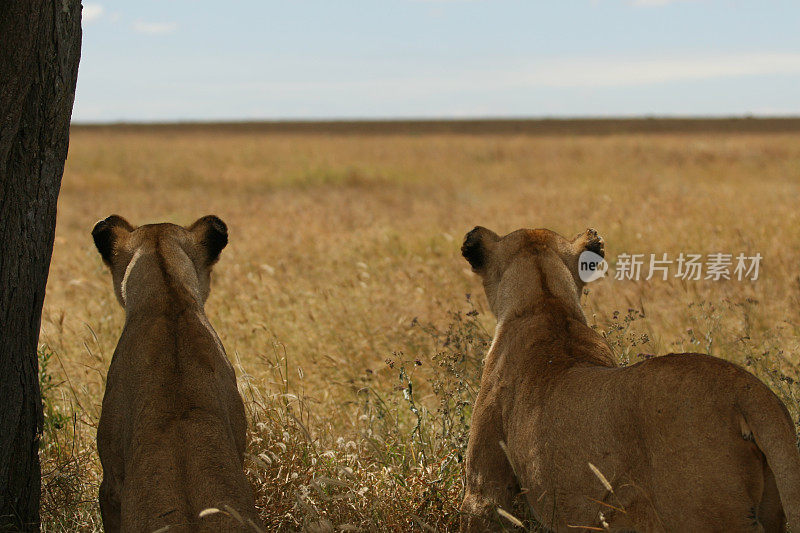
[[492, 302, 616, 371], [494, 294, 586, 326]]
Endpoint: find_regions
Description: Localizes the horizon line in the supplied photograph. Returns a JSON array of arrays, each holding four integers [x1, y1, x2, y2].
[[71, 114, 800, 128]]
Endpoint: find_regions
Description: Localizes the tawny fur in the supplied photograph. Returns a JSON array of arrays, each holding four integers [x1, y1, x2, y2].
[[459, 226, 800, 533], [93, 215, 261, 533]]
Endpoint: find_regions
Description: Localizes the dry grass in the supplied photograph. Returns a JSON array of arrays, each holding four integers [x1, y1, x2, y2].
[[39, 123, 800, 531]]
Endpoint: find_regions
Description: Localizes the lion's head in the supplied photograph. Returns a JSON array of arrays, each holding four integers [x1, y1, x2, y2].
[[91, 215, 228, 309], [461, 226, 604, 321]]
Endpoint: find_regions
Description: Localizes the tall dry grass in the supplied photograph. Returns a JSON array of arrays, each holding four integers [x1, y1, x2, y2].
[[39, 126, 800, 530]]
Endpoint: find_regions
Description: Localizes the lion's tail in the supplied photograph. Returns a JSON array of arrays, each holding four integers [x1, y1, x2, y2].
[[738, 383, 800, 529]]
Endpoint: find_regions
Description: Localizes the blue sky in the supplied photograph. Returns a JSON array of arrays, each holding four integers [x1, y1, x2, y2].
[[75, 1, 800, 122]]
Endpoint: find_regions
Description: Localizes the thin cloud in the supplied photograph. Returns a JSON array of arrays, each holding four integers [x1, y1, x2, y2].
[[517, 52, 800, 88], [82, 3, 104, 23], [630, 0, 699, 6], [204, 52, 800, 93], [132, 21, 177, 35]]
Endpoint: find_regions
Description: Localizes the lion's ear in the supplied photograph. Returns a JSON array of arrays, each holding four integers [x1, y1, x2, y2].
[[189, 215, 228, 265], [577, 228, 605, 258], [461, 226, 499, 273], [92, 215, 134, 266]]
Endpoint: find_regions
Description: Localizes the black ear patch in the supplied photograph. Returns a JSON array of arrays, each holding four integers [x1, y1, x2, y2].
[[584, 228, 605, 258], [190, 215, 228, 265], [91, 215, 133, 265], [462, 227, 487, 271]]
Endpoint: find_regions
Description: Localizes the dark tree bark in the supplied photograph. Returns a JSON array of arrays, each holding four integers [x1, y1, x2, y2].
[[0, 1, 81, 530]]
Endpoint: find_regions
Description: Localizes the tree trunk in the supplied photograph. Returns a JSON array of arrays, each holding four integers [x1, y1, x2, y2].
[[0, 1, 81, 530]]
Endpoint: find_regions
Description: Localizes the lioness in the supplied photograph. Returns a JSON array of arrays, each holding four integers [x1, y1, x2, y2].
[[459, 226, 800, 532], [92, 215, 261, 532]]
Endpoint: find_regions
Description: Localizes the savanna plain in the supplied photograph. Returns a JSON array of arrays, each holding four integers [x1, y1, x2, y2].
[[40, 121, 800, 531]]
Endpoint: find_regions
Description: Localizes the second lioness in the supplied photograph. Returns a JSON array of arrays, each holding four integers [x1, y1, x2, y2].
[[93, 215, 260, 532], [460, 226, 800, 532]]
